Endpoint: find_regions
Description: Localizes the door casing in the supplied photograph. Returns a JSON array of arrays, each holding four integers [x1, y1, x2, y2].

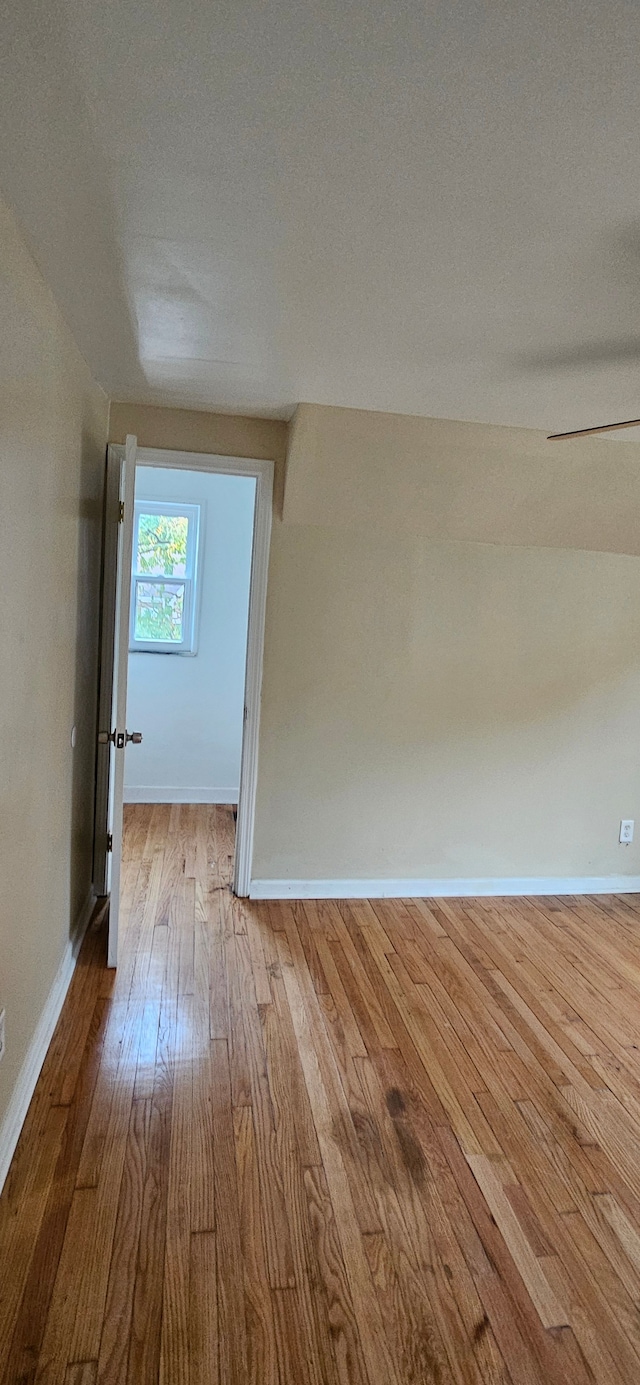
[[93, 443, 273, 944]]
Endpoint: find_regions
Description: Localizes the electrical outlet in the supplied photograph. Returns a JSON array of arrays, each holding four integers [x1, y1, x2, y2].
[[0, 1009, 5, 1063], [620, 819, 634, 845]]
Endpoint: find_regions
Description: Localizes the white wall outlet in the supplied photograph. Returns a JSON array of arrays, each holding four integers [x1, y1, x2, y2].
[[0, 1009, 5, 1063], [620, 819, 634, 845]]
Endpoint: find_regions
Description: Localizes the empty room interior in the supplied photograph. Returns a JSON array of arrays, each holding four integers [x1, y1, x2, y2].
[[6, 3, 640, 1382]]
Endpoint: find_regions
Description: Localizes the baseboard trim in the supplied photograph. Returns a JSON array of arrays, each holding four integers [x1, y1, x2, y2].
[[249, 875, 640, 900], [0, 887, 96, 1196], [124, 786, 239, 804]]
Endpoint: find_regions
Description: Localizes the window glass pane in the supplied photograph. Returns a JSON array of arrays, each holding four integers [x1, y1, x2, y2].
[[136, 512, 189, 576], [134, 581, 185, 643]]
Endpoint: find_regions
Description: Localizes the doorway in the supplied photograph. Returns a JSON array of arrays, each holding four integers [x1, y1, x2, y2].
[[125, 464, 256, 810], [93, 442, 273, 965]]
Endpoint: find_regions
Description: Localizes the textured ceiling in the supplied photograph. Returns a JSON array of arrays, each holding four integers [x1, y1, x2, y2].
[[2, 0, 640, 430]]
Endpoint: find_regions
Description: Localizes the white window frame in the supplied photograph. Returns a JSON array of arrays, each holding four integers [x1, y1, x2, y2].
[[129, 499, 203, 654]]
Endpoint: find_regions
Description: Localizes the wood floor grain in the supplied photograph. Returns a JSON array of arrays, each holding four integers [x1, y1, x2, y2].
[[6, 807, 640, 1381]]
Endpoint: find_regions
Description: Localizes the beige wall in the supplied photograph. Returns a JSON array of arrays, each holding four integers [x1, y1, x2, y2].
[[286, 403, 640, 555], [111, 397, 640, 886], [252, 406, 640, 884], [109, 401, 288, 512], [0, 195, 108, 1130]]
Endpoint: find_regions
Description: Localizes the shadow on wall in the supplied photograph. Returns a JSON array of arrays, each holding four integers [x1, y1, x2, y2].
[[268, 526, 640, 748], [400, 545, 640, 742]]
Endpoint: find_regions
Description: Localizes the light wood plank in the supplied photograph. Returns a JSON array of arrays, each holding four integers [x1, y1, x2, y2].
[[5, 809, 640, 1383]]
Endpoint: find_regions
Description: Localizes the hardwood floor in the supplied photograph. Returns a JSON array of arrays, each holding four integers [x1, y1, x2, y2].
[[5, 807, 640, 1380]]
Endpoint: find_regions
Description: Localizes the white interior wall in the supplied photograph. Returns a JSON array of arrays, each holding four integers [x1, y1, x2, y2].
[[124, 466, 256, 802]]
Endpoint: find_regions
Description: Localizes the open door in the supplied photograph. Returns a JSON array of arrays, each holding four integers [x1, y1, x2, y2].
[[93, 435, 140, 966]]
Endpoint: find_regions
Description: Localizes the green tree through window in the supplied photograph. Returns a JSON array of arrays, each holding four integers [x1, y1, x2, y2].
[[134, 582, 185, 642], [136, 513, 188, 577], [130, 502, 201, 653]]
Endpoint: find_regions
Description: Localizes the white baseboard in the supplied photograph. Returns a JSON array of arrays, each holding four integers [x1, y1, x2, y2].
[[0, 886, 96, 1197], [124, 786, 239, 804], [249, 875, 640, 900]]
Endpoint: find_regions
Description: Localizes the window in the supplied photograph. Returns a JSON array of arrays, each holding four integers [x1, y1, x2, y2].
[[130, 501, 202, 653]]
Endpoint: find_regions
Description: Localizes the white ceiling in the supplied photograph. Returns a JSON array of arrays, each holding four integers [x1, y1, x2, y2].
[[3, 0, 640, 430]]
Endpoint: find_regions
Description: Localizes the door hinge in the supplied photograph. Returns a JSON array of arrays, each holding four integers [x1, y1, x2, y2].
[[118, 501, 125, 523], [106, 832, 113, 852]]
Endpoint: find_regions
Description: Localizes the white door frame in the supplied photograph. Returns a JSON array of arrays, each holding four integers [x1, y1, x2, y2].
[[131, 446, 273, 896]]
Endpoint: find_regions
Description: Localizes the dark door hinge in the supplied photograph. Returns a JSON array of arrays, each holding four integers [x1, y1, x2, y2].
[[106, 832, 113, 852], [118, 501, 125, 523]]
